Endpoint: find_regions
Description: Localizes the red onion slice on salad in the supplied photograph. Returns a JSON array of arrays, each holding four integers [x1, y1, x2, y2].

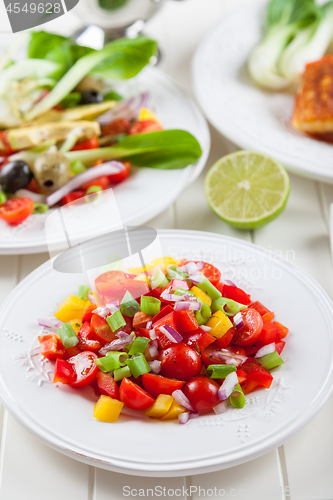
[[172, 390, 194, 411], [174, 301, 201, 311], [188, 274, 205, 284], [171, 279, 189, 290], [149, 329, 157, 340], [148, 360, 161, 374], [178, 412, 190, 425], [255, 343, 276, 358], [184, 261, 199, 275], [149, 344, 159, 358], [93, 306, 109, 319], [106, 301, 120, 314], [225, 280, 236, 287], [46, 162, 126, 207], [160, 291, 184, 302], [233, 312, 244, 329], [38, 318, 62, 329], [213, 401, 230, 415], [146, 321, 153, 330], [99, 332, 135, 355], [218, 372, 239, 401], [87, 293, 96, 304], [159, 325, 183, 343], [97, 92, 150, 125]]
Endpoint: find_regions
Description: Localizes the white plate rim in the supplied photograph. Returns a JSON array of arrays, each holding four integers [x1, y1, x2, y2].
[[0, 229, 333, 477]]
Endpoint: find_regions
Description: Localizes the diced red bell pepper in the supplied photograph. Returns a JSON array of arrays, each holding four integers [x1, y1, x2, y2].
[[141, 373, 184, 398], [182, 329, 216, 352], [38, 334, 65, 360], [152, 311, 178, 349], [259, 322, 278, 344], [133, 311, 153, 329], [78, 322, 102, 352], [62, 190, 86, 205], [250, 301, 271, 316], [108, 161, 131, 184], [223, 284, 251, 305], [174, 310, 199, 333], [262, 312, 275, 323], [274, 321, 289, 339], [240, 358, 273, 394], [53, 358, 76, 384], [71, 135, 99, 151], [63, 345, 82, 360], [119, 377, 155, 410], [82, 304, 97, 323], [215, 327, 235, 348], [96, 371, 119, 400], [275, 340, 286, 355], [152, 304, 173, 323], [138, 327, 151, 339], [236, 368, 247, 384]]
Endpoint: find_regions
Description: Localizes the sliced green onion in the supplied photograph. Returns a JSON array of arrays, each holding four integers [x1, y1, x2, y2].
[[106, 310, 126, 332], [211, 297, 247, 316], [197, 277, 222, 300], [57, 323, 79, 348], [114, 365, 131, 382], [0, 192, 6, 204], [103, 90, 123, 101], [140, 296, 161, 316], [106, 351, 128, 366], [126, 353, 151, 378], [166, 265, 188, 281], [71, 160, 86, 175], [33, 202, 49, 214], [173, 288, 194, 296], [229, 383, 246, 409], [259, 351, 284, 370], [120, 290, 140, 317], [195, 303, 212, 326], [77, 285, 90, 301], [207, 364, 236, 379], [95, 355, 121, 372], [150, 268, 169, 289], [128, 336, 150, 356]]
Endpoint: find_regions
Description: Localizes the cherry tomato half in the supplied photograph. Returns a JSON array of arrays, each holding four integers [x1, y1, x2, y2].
[[0, 197, 34, 226], [233, 308, 263, 346], [67, 351, 99, 387], [119, 378, 155, 410], [183, 376, 220, 411], [96, 371, 119, 400], [71, 135, 99, 151], [141, 373, 185, 398], [177, 260, 221, 287], [91, 313, 116, 344], [108, 161, 131, 184], [158, 343, 201, 381]]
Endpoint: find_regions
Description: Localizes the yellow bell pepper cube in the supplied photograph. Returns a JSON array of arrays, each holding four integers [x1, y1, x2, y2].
[[205, 310, 233, 339], [127, 264, 154, 274], [138, 107, 161, 125], [70, 320, 82, 335], [145, 394, 174, 418], [161, 400, 186, 420], [55, 295, 91, 323], [93, 395, 124, 423], [191, 286, 212, 306], [151, 256, 177, 270]]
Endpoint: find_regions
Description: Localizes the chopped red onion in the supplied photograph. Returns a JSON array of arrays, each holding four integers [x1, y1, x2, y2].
[[196, 261, 204, 271], [255, 343, 276, 358], [218, 372, 239, 401], [97, 92, 150, 125], [87, 293, 96, 305], [176, 266, 186, 272], [106, 301, 120, 314], [174, 301, 201, 311], [172, 390, 194, 411], [189, 411, 199, 419], [171, 279, 189, 291], [38, 317, 62, 329], [188, 274, 205, 284], [93, 306, 109, 319], [46, 162, 126, 207], [160, 291, 184, 302], [233, 312, 244, 329], [148, 360, 161, 374], [149, 344, 159, 358], [99, 332, 135, 355], [225, 357, 238, 365], [178, 412, 190, 425], [116, 331, 129, 339], [184, 261, 199, 275], [225, 280, 236, 287], [160, 324, 183, 343], [199, 325, 212, 332], [213, 401, 229, 415], [211, 350, 247, 367], [149, 329, 157, 340], [146, 321, 153, 330]]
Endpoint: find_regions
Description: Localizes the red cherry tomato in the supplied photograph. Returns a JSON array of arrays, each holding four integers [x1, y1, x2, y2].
[[201, 343, 246, 367], [78, 322, 102, 352], [0, 198, 34, 226], [62, 190, 86, 205], [38, 334, 65, 361], [82, 304, 97, 323], [158, 343, 201, 381], [91, 313, 116, 344], [119, 378, 155, 410], [215, 327, 235, 349], [67, 351, 99, 387], [141, 373, 185, 398], [101, 118, 131, 137], [223, 285, 251, 305], [183, 376, 220, 411], [129, 120, 163, 135], [53, 358, 76, 384], [182, 329, 216, 352], [108, 161, 131, 184], [81, 175, 110, 191], [71, 135, 99, 151], [233, 308, 263, 346], [96, 371, 119, 400]]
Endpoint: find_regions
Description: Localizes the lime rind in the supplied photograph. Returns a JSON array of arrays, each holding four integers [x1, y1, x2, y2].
[[205, 151, 290, 230]]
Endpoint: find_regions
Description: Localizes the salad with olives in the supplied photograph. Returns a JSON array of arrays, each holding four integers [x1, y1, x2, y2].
[[0, 32, 202, 226]]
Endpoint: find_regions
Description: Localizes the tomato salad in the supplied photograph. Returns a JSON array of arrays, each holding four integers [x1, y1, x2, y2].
[[38, 258, 288, 424]]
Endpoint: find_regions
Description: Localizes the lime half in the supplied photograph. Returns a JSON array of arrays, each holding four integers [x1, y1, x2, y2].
[[205, 151, 290, 229]]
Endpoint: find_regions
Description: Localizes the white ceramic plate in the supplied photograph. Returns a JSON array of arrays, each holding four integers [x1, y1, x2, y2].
[[192, 0, 333, 184], [0, 66, 210, 255], [0, 229, 333, 477]]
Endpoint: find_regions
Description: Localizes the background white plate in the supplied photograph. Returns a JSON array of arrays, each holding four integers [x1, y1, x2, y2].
[[192, 0, 333, 184], [0, 67, 210, 255], [0, 230, 332, 477]]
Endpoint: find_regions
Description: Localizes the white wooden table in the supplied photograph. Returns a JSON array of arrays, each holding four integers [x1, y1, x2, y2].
[[1, 1, 333, 498]]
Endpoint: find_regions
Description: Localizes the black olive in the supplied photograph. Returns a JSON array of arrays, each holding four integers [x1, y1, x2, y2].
[[0, 160, 33, 194], [80, 89, 104, 105]]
